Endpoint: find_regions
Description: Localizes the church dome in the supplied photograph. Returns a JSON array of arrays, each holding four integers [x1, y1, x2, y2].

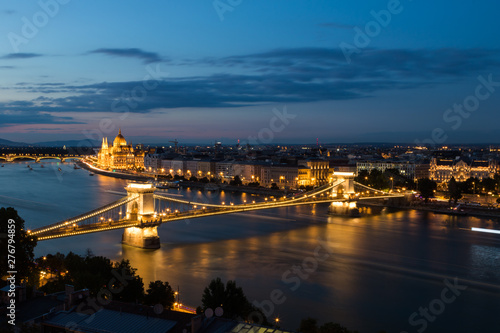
[[113, 129, 127, 147]]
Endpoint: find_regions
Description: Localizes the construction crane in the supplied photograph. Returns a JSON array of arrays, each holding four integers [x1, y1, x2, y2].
[[169, 139, 179, 153]]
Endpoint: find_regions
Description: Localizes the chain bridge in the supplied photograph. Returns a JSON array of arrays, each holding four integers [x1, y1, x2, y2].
[[29, 172, 405, 249]]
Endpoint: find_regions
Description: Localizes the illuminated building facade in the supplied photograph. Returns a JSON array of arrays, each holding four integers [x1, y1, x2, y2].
[[356, 161, 416, 180], [97, 129, 145, 170], [297, 159, 331, 186], [429, 157, 496, 183]]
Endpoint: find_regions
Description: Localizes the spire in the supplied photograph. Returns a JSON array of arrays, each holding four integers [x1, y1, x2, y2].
[[118, 128, 122, 135]]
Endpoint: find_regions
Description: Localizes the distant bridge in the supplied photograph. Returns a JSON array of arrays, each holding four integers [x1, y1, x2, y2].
[[0, 153, 84, 163], [29, 172, 406, 249]]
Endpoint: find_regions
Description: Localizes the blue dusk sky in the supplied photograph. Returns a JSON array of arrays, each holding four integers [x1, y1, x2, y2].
[[1, 0, 500, 144]]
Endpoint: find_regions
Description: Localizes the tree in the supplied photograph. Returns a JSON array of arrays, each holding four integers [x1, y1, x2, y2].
[[0, 208, 37, 283], [271, 183, 279, 190], [417, 178, 437, 203], [299, 318, 359, 333], [230, 175, 243, 186], [144, 280, 175, 308], [173, 175, 186, 181], [448, 177, 462, 205], [299, 318, 318, 333], [495, 173, 500, 193], [480, 177, 497, 193], [319, 322, 352, 333], [111, 259, 144, 303], [463, 177, 480, 194], [370, 169, 389, 190], [201, 278, 268, 325], [201, 277, 227, 311], [38, 253, 146, 305], [354, 170, 370, 185]]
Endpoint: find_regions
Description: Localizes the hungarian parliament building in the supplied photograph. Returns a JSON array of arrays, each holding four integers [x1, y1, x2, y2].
[[97, 129, 145, 170]]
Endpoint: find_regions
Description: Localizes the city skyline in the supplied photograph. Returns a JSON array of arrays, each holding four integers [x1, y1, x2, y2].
[[1, 1, 500, 144]]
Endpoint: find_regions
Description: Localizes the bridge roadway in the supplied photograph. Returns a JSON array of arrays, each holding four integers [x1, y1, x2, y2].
[[31, 181, 341, 238], [34, 193, 404, 241], [0, 154, 84, 162]]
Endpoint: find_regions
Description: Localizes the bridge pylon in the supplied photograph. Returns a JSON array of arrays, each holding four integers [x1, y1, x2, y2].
[[329, 172, 360, 217], [122, 183, 161, 249], [331, 171, 355, 196]]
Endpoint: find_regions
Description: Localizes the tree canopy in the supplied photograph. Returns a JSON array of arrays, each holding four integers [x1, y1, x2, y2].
[[144, 280, 176, 308], [0, 207, 37, 283], [201, 277, 269, 325], [38, 252, 144, 302], [447, 177, 462, 204], [417, 178, 437, 202], [298, 317, 360, 333]]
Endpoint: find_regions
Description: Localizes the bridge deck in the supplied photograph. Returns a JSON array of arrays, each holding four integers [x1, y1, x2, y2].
[[34, 194, 405, 240]]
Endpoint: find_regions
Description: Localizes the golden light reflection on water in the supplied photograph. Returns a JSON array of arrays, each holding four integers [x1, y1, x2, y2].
[[9, 161, 500, 332], [121, 244, 167, 282]]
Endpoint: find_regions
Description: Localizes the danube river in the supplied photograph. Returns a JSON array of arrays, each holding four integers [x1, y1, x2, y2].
[[2, 161, 500, 332]]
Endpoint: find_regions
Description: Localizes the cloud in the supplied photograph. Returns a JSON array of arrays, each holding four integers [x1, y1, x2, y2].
[[195, 47, 500, 79], [1, 53, 43, 59], [2, 10, 16, 15], [0, 66, 15, 69], [89, 48, 163, 64], [3, 47, 500, 116], [0, 111, 83, 128]]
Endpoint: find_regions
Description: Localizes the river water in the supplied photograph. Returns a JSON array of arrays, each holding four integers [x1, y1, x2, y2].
[[1, 161, 499, 332]]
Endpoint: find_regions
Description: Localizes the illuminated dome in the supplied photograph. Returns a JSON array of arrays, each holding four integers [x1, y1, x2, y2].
[[113, 129, 127, 147]]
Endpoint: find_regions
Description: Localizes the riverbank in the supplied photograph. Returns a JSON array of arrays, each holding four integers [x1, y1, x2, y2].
[[78, 160, 151, 181], [78, 160, 285, 196], [358, 200, 500, 219]]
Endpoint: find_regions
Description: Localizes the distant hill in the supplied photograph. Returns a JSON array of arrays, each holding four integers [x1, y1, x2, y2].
[[33, 139, 100, 147], [0, 138, 28, 147], [0, 138, 100, 148]]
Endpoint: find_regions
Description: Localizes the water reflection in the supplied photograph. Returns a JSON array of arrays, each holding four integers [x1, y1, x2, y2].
[[2, 163, 500, 332]]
